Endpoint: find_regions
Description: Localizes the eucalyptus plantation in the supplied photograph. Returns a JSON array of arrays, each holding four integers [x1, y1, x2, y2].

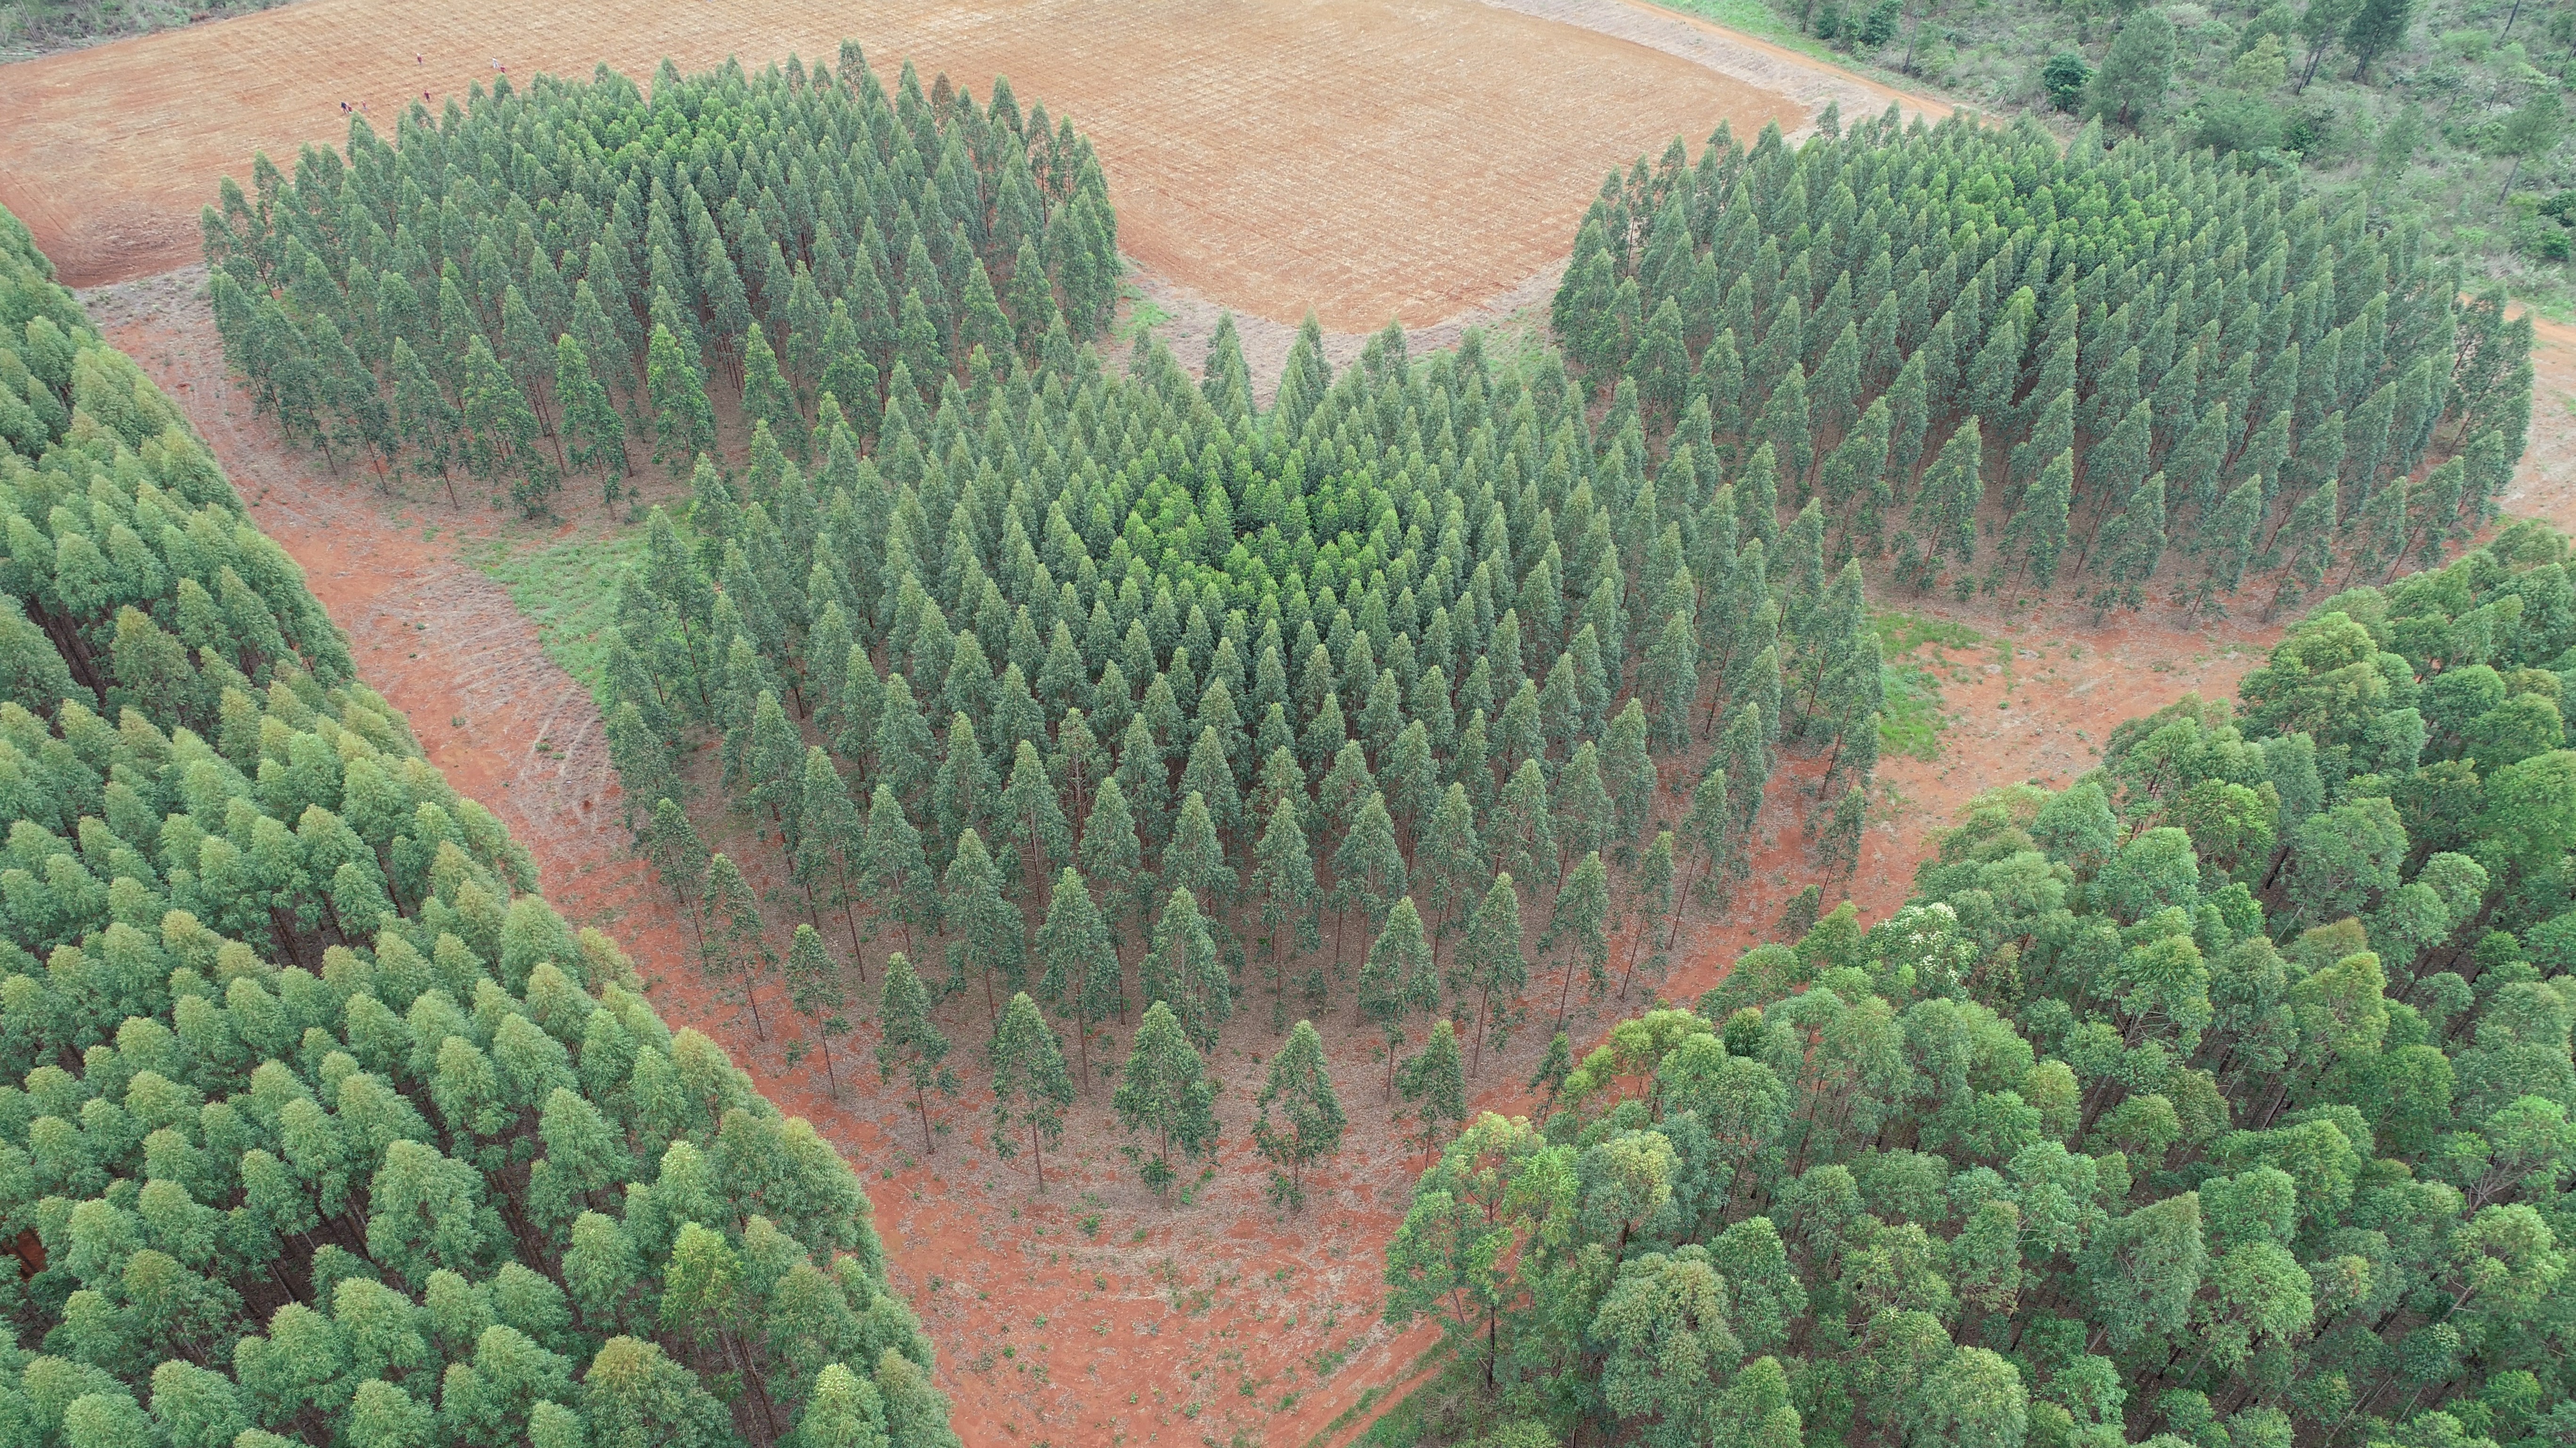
[[1387, 522, 2576, 1448], [0, 204, 959, 1448]]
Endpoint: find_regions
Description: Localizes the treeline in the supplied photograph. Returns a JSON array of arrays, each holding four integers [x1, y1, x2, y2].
[[1554, 105, 2533, 618], [598, 278, 1896, 1168], [198, 46, 1120, 516], [0, 205, 964, 1448], [1385, 521, 2576, 1448]]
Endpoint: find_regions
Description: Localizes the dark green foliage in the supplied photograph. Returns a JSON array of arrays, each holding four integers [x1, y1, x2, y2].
[[0, 205, 957, 1448], [575, 179, 1919, 1140], [1551, 110, 2516, 623], [1252, 1019, 1346, 1208], [203, 57, 1119, 502], [1387, 521, 2576, 1448]]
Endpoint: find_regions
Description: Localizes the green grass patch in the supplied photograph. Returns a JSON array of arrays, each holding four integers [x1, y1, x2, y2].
[[1637, 0, 1850, 62], [1355, 1389, 1426, 1448], [466, 527, 648, 692], [1878, 659, 1950, 761], [1873, 610, 1987, 657], [1871, 611, 1977, 762]]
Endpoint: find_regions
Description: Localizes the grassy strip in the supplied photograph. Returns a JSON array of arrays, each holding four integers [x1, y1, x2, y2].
[[1299, 1344, 1454, 1448], [1638, 0, 1846, 59]]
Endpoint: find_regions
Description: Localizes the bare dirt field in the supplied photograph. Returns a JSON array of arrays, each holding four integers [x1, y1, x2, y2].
[[0, 0, 1856, 326], [2501, 315, 2576, 535]]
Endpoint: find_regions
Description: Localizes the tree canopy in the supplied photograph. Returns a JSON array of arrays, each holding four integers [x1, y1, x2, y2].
[[1388, 521, 2576, 1448], [0, 200, 959, 1448]]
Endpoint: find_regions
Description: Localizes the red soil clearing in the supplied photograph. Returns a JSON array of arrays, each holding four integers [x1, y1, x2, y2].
[[3, 0, 1803, 326]]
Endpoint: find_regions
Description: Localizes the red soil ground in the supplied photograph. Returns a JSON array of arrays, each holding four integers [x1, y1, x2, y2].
[[2, 0, 1819, 328]]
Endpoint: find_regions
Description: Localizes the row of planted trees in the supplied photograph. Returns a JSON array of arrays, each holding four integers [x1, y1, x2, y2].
[[1556, 104, 2531, 619], [596, 300, 1884, 1196], [0, 202, 968, 1447], [201, 46, 1120, 517]]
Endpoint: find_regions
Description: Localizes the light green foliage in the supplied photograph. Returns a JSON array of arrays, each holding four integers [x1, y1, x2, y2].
[[0, 198, 956, 1448], [1386, 523, 2576, 1448]]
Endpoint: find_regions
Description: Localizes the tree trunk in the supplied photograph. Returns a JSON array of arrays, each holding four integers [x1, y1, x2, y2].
[[1472, 979, 1494, 1075]]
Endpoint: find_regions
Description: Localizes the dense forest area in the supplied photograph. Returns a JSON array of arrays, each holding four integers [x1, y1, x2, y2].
[[155, 40, 2573, 1448], [1554, 105, 2530, 617], [1381, 522, 2576, 1448], [0, 0, 287, 59], [205, 88, 2548, 1213], [197, 46, 1121, 518], [0, 204, 966, 1447], [1716, 0, 2575, 299]]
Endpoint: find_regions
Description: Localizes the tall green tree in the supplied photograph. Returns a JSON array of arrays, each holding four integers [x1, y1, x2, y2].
[[987, 992, 1074, 1189], [1251, 796, 1323, 1015], [858, 783, 936, 957], [2092, 10, 2178, 125], [1141, 887, 1232, 1051], [1034, 866, 1121, 1090], [876, 952, 955, 1153], [699, 853, 773, 1038], [941, 829, 1025, 1021], [780, 924, 849, 1093], [1253, 1020, 1347, 1209], [1396, 1019, 1468, 1164], [1112, 1001, 1220, 1195], [1457, 874, 1528, 1075], [1543, 850, 1612, 1032]]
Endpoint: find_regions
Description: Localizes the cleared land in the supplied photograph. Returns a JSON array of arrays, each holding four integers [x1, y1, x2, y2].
[[2, 0, 1818, 324]]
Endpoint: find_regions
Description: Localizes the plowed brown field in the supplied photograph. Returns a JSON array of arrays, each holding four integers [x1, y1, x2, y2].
[[1, 0, 1826, 324]]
